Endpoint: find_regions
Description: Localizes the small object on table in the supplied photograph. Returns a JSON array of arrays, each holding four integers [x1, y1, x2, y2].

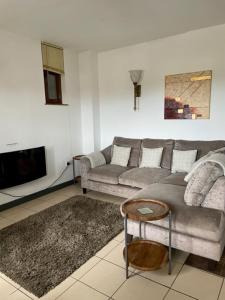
[[72, 155, 85, 184], [122, 199, 172, 279]]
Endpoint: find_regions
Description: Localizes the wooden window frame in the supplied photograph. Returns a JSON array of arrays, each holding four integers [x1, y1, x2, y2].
[[44, 70, 62, 105]]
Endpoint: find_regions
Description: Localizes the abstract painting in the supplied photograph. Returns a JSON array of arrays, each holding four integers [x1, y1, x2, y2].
[[164, 70, 212, 119]]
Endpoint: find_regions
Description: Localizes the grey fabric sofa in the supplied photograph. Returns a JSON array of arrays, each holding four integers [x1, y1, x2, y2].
[[80, 137, 225, 261]]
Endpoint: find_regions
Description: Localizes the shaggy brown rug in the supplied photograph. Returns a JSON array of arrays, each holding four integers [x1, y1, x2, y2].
[[185, 248, 225, 277], [0, 196, 123, 297]]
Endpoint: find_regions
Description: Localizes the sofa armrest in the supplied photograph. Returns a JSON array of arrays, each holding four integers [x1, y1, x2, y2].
[[202, 176, 225, 212], [80, 157, 91, 177], [80, 145, 111, 188], [80, 157, 91, 188]]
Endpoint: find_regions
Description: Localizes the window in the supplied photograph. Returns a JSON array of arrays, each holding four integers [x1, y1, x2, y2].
[[44, 70, 62, 105], [41, 42, 65, 105]]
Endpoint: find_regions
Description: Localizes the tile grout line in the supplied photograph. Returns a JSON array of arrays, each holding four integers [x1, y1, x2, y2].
[[170, 259, 186, 287], [95, 241, 122, 260], [19, 278, 77, 300], [101, 256, 187, 292], [75, 278, 111, 298], [10, 289, 20, 296], [76, 256, 130, 298], [19, 255, 103, 299], [0, 273, 20, 290], [100, 257, 136, 275], [216, 277, 224, 300], [184, 262, 225, 280], [170, 288, 199, 300], [15, 289, 33, 300], [162, 287, 170, 300], [110, 276, 128, 298], [167, 259, 200, 300], [54, 279, 78, 300], [71, 257, 103, 281]]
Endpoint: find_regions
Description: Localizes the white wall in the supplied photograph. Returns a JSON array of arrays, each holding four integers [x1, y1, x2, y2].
[[79, 51, 100, 153], [2, 23, 225, 204], [98, 24, 225, 148], [0, 29, 82, 204]]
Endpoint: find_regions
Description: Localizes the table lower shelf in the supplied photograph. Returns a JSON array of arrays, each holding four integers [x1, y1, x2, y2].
[[124, 239, 168, 271]]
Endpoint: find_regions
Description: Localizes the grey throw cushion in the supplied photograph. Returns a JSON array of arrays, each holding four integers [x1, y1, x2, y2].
[[111, 145, 131, 167], [101, 145, 112, 163], [142, 139, 174, 169], [172, 149, 197, 173], [140, 147, 163, 168], [113, 137, 142, 167], [174, 140, 225, 160], [184, 162, 223, 206]]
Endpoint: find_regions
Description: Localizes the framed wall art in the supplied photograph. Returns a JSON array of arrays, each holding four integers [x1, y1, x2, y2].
[[164, 70, 212, 119]]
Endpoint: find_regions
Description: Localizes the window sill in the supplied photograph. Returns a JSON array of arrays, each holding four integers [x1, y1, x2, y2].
[[45, 103, 69, 106]]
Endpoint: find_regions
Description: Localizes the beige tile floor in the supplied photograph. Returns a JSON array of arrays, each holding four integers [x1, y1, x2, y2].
[[0, 184, 224, 300]]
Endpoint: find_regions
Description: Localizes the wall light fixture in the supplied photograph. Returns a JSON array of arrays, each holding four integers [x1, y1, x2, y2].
[[129, 70, 143, 111]]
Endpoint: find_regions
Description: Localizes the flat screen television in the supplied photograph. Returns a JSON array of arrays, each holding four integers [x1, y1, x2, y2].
[[0, 146, 47, 189]]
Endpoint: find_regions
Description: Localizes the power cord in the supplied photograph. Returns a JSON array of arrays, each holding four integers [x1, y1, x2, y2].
[[0, 165, 69, 198]]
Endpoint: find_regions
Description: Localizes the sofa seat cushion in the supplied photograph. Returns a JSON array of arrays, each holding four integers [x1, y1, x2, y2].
[[123, 183, 224, 242], [119, 167, 171, 188], [87, 164, 131, 185], [159, 172, 187, 186]]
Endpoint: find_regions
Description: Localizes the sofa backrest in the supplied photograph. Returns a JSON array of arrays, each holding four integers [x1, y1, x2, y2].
[[113, 137, 141, 167], [111, 137, 225, 170], [142, 139, 174, 169], [174, 140, 225, 160]]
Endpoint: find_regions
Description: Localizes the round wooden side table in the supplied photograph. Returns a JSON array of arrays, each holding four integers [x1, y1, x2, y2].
[[72, 155, 85, 184], [122, 199, 172, 279]]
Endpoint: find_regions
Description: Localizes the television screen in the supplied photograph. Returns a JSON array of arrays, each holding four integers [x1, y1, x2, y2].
[[0, 146, 47, 189]]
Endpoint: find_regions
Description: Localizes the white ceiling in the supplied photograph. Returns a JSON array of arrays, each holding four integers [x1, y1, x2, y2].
[[1, 0, 225, 51]]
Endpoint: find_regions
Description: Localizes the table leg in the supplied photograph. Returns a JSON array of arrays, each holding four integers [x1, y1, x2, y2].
[[124, 214, 129, 279], [168, 210, 172, 275], [72, 158, 76, 184], [139, 221, 142, 239]]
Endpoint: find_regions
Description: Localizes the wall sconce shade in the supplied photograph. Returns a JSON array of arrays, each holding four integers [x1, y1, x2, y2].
[[129, 70, 143, 111], [129, 70, 143, 84]]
